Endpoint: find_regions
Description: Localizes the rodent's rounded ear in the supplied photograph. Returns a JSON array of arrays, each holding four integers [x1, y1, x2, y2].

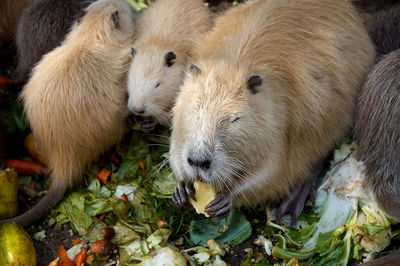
[[111, 10, 120, 29], [189, 64, 201, 76], [164, 52, 176, 67], [247, 75, 263, 94], [131, 47, 136, 57]]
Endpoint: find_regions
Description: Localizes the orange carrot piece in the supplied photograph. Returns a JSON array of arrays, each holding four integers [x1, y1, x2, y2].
[[71, 238, 82, 246], [110, 154, 119, 164], [0, 76, 13, 91], [30, 182, 36, 189], [90, 239, 112, 255], [99, 213, 107, 222], [58, 245, 74, 266], [96, 168, 111, 184], [74, 246, 87, 266], [5, 159, 46, 176], [156, 220, 168, 227], [139, 160, 146, 170], [47, 257, 60, 266], [120, 193, 128, 202]]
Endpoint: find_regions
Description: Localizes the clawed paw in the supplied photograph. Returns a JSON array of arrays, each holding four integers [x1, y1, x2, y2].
[[205, 192, 232, 220], [172, 181, 195, 207], [141, 116, 157, 133]]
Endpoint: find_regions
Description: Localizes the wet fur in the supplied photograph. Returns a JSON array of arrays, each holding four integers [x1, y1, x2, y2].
[[0, 0, 34, 50], [14, 0, 95, 84], [3, 0, 135, 226], [171, 0, 375, 207], [127, 0, 213, 126]]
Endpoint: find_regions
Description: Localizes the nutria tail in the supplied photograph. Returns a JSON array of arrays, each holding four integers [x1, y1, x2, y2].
[[354, 49, 400, 222], [0, 182, 66, 226]]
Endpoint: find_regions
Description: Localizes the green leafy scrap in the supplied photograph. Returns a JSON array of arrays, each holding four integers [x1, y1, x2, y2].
[[189, 208, 252, 246]]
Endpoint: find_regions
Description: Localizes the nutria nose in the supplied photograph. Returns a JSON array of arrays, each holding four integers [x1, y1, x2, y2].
[[131, 107, 145, 114], [187, 157, 211, 170]]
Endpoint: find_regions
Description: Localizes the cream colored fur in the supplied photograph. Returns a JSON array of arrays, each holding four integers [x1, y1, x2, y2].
[[21, 0, 135, 191], [170, 0, 375, 207], [127, 0, 213, 125]]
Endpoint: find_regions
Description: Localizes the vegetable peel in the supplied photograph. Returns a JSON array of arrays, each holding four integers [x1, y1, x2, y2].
[[189, 180, 216, 217]]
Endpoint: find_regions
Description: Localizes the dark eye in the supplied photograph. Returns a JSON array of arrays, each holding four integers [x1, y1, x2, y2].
[[231, 116, 240, 123], [155, 82, 160, 88]]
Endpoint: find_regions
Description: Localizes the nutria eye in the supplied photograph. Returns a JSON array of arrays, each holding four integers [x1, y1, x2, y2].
[[231, 116, 240, 123], [112, 10, 120, 29], [164, 52, 176, 67], [155, 82, 160, 88], [131, 47, 136, 57], [247, 75, 263, 94]]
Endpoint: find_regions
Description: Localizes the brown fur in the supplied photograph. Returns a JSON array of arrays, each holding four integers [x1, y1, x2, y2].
[[127, 0, 213, 127], [170, 0, 375, 207], [0, 0, 34, 49], [3, 0, 135, 226], [354, 50, 400, 221], [364, 4, 400, 60]]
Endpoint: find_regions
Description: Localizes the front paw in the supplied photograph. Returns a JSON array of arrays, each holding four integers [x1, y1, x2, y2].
[[127, 114, 137, 128], [172, 181, 195, 207], [141, 117, 157, 133], [205, 191, 232, 220]]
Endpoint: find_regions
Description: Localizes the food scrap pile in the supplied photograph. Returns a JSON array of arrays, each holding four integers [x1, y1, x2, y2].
[[2, 102, 400, 265]]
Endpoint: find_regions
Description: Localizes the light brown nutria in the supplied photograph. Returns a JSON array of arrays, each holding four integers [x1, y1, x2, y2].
[[127, 0, 213, 132], [14, 0, 95, 84], [170, 0, 375, 219], [0, 0, 34, 50], [2, 0, 135, 226], [354, 50, 400, 222]]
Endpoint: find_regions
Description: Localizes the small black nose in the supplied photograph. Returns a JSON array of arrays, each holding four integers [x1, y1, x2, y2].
[[131, 107, 145, 114], [187, 157, 211, 170]]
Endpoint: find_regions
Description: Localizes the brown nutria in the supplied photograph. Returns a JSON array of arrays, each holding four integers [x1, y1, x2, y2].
[[351, 0, 399, 13], [170, 0, 375, 219], [127, 0, 213, 132], [14, 0, 96, 84], [1, 0, 135, 226], [354, 49, 400, 222], [364, 4, 400, 60], [0, 0, 34, 50]]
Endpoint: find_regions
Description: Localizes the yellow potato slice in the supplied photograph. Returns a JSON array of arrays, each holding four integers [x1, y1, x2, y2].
[[189, 180, 216, 217]]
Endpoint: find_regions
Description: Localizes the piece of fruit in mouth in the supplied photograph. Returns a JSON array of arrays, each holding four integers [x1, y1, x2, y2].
[[189, 179, 216, 217]]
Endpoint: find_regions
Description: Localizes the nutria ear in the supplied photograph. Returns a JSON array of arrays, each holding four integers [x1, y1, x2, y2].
[[189, 64, 201, 76], [165, 52, 176, 67], [131, 47, 136, 57], [247, 75, 263, 94], [112, 11, 120, 29]]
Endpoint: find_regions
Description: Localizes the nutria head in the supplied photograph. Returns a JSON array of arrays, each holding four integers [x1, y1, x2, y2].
[[72, 0, 135, 43], [127, 45, 185, 127], [170, 61, 287, 194]]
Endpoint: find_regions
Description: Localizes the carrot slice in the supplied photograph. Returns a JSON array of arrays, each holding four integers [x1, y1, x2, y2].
[[74, 246, 87, 266], [156, 220, 167, 227], [120, 193, 128, 202], [58, 245, 74, 266], [96, 168, 111, 184], [139, 160, 146, 170], [5, 159, 46, 176]]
